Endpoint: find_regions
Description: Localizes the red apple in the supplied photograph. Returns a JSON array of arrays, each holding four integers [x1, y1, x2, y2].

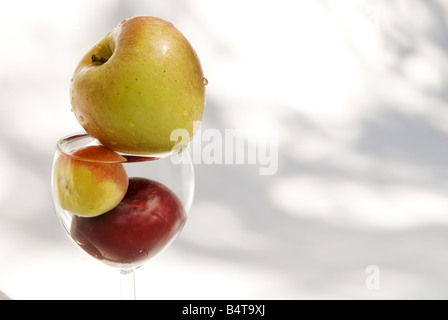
[[70, 177, 186, 266]]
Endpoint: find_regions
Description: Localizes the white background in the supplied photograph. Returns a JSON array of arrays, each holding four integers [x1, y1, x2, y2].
[[1, 0, 448, 299]]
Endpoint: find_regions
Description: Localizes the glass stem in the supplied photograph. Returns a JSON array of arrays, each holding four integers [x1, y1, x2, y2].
[[120, 268, 136, 300]]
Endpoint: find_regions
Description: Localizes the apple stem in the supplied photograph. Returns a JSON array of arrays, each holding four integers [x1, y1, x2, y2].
[[91, 54, 108, 64]]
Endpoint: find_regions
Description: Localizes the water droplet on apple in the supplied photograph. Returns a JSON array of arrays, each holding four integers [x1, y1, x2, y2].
[[128, 120, 135, 128], [202, 78, 208, 86], [79, 115, 84, 123]]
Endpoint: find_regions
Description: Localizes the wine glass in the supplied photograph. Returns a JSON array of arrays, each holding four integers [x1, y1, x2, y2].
[[51, 132, 194, 299]]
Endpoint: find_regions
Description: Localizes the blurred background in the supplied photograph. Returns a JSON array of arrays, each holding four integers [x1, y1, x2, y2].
[[1, 0, 448, 299]]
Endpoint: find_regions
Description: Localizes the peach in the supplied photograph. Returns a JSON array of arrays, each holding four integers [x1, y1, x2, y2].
[[53, 145, 128, 217]]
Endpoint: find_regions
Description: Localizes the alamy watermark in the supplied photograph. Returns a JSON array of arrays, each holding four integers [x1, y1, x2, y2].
[[170, 121, 279, 176], [365, 265, 380, 290]]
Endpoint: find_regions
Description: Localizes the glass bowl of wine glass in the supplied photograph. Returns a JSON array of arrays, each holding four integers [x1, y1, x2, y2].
[[51, 132, 194, 299]]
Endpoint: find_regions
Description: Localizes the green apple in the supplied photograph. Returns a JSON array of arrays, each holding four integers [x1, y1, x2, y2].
[[70, 16, 206, 155], [53, 145, 129, 217]]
